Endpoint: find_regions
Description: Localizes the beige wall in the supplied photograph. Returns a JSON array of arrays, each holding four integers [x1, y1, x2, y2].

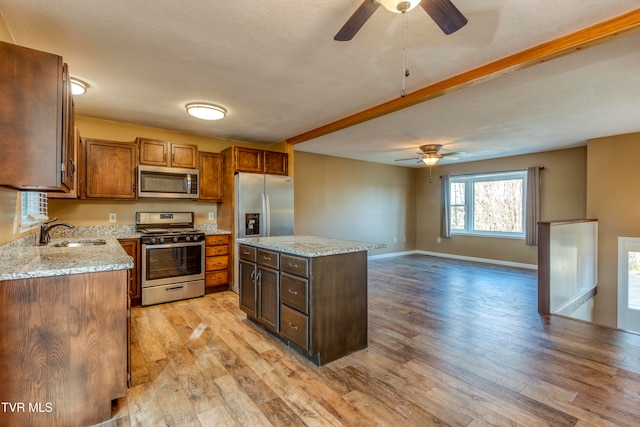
[[293, 151, 416, 256], [587, 132, 640, 328], [415, 147, 588, 265]]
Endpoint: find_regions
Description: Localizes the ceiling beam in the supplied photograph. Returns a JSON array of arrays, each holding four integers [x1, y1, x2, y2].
[[286, 8, 640, 145]]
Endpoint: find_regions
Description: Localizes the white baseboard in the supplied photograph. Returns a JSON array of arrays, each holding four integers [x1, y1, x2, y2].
[[369, 249, 537, 270]]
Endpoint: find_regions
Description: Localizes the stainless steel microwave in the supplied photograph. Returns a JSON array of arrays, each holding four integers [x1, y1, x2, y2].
[[138, 165, 199, 199]]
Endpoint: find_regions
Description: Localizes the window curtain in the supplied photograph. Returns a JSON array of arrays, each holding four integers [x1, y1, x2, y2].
[[440, 174, 451, 238], [525, 166, 541, 246]]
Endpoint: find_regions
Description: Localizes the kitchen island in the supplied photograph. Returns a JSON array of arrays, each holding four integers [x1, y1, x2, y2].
[[236, 235, 384, 365], [0, 236, 133, 427]]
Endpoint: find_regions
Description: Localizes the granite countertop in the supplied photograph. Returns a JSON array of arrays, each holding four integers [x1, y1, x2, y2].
[[236, 235, 386, 257], [0, 224, 230, 282], [0, 236, 134, 281]]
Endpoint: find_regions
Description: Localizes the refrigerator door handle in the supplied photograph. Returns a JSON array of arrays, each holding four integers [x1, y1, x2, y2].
[[261, 192, 271, 237]]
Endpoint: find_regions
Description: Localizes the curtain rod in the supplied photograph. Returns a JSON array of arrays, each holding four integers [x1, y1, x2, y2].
[[439, 167, 545, 179]]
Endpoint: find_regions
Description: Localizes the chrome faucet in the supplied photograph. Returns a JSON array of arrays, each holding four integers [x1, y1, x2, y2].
[[39, 217, 74, 245]]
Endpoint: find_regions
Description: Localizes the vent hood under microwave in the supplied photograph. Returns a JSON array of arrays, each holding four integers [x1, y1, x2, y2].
[[138, 165, 199, 199]]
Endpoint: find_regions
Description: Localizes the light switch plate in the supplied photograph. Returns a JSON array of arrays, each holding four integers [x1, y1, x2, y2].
[[109, 213, 117, 223], [208, 212, 215, 221]]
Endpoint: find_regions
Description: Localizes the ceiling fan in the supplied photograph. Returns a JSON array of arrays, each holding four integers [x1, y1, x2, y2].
[[334, 0, 468, 41], [395, 144, 461, 166]]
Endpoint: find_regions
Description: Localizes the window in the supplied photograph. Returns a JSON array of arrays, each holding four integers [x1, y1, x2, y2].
[[19, 192, 49, 232], [449, 170, 526, 238]]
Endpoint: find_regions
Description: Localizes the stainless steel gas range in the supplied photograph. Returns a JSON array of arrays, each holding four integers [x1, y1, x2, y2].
[[136, 212, 205, 306]]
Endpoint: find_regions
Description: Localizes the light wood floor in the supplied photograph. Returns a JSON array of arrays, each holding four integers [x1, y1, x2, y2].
[[97, 254, 640, 426]]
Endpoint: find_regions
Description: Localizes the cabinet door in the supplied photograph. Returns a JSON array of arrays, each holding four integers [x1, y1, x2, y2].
[[199, 152, 223, 201], [85, 139, 137, 199], [0, 41, 69, 191], [257, 266, 279, 331], [264, 151, 288, 176], [138, 138, 168, 166], [234, 147, 264, 173], [171, 143, 198, 169], [239, 259, 256, 316], [118, 239, 140, 300], [48, 126, 79, 199]]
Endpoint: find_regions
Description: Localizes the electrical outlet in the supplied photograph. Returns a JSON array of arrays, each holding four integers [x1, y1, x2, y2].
[[437, 237, 442, 243], [403, 236, 406, 242], [393, 237, 397, 243], [208, 212, 215, 221], [109, 213, 117, 223]]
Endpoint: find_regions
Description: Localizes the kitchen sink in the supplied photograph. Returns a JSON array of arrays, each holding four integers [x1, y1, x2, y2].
[[51, 239, 107, 247]]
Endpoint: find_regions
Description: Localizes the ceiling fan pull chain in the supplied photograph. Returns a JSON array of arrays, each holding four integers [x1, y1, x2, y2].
[[401, 10, 409, 97]]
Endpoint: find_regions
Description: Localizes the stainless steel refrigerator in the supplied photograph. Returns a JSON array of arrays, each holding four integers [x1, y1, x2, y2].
[[233, 172, 294, 290], [235, 172, 294, 238]]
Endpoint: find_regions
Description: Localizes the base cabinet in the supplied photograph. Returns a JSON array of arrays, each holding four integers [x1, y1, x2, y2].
[[0, 270, 128, 427], [119, 238, 141, 305], [205, 234, 230, 292], [238, 244, 368, 365]]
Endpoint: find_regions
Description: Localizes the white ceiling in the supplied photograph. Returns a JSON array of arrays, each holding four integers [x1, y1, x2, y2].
[[1, 0, 639, 167]]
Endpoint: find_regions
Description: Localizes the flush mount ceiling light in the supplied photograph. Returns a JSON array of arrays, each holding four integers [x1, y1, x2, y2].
[[70, 77, 87, 95], [186, 103, 226, 120]]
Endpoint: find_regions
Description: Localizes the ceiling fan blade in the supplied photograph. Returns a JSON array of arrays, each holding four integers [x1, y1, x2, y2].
[[334, 0, 381, 41], [420, 0, 468, 35], [395, 157, 421, 161]]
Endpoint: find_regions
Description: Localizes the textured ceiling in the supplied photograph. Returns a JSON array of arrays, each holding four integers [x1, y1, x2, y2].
[[1, 0, 639, 167]]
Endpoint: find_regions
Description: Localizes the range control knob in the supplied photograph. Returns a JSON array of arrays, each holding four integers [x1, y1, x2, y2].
[[193, 235, 200, 241], [173, 236, 179, 243], [159, 237, 165, 243], [186, 235, 192, 241], [150, 237, 157, 244]]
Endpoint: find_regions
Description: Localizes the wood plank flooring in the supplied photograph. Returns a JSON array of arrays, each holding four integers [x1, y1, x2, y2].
[[95, 254, 640, 426]]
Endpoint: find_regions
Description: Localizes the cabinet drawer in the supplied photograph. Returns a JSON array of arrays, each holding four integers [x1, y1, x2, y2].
[[280, 305, 309, 350], [206, 245, 229, 256], [239, 244, 256, 262], [257, 249, 279, 269], [281, 254, 309, 278], [280, 273, 308, 314], [206, 234, 230, 246], [206, 271, 229, 286], [205, 255, 228, 271]]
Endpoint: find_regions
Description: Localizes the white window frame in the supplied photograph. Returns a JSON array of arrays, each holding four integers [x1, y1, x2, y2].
[[450, 170, 527, 239], [18, 192, 49, 233]]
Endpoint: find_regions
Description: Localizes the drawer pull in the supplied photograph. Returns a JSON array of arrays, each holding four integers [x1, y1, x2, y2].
[[263, 255, 271, 260], [288, 288, 298, 295], [287, 322, 298, 331], [288, 262, 298, 268], [243, 251, 250, 255]]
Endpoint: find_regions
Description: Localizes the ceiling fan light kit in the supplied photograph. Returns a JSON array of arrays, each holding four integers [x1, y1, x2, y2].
[[186, 103, 226, 120], [378, 0, 421, 13], [422, 154, 442, 166]]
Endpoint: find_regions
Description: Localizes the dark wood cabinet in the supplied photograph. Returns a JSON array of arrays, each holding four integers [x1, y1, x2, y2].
[[234, 146, 288, 175], [83, 138, 137, 199], [199, 151, 223, 201], [205, 234, 230, 291], [137, 137, 198, 169], [118, 238, 141, 304], [239, 244, 368, 365], [238, 244, 280, 332], [0, 41, 75, 192]]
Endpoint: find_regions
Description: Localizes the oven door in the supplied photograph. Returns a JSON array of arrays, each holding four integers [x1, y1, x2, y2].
[[141, 241, 205, 287]]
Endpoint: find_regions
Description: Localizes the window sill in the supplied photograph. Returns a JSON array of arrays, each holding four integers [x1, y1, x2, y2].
[[451, 232, 525, 240]]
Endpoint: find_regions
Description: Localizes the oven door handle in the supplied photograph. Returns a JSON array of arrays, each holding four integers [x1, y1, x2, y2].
[[142, 241, 204, 249]]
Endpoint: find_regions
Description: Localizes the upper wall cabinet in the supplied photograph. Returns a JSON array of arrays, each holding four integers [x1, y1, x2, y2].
[[199, 151, 223, 202], [234, 147, 288, 176], [83, 138, 137, 199], [137, 137, 198, 169], [0, 41, 74, 192]]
